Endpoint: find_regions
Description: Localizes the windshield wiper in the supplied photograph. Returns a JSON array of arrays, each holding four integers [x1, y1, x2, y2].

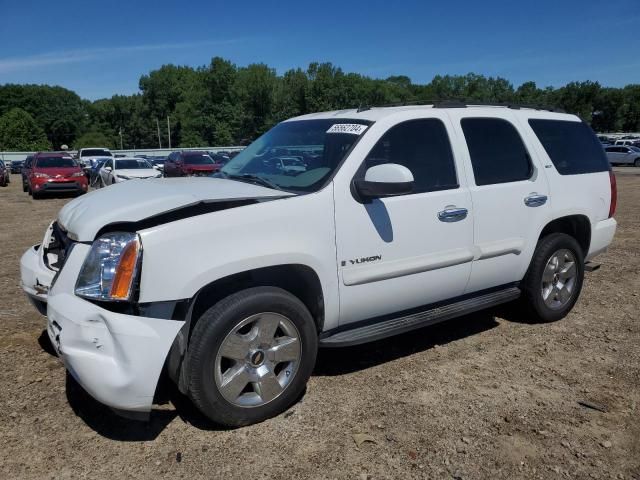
[[223, 172, 283, 191]]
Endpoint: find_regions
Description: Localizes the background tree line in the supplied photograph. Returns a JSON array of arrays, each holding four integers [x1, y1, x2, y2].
[[1, 56, 639, 151]]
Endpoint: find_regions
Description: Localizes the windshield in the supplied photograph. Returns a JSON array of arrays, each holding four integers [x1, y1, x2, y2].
[[81, 149, 112, 157], [220, 119, 371, 192], [115, 159, 152, 169], [184, 154, 214, 165], [36, 157, 77, 168]]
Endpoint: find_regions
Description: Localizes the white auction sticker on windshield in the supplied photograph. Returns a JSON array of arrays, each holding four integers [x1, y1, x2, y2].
[[326, 123, 368, 135]]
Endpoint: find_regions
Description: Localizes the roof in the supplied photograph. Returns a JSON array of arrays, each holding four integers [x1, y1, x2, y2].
[[288, 103, 578, 123], [33, 151, 71, 157]]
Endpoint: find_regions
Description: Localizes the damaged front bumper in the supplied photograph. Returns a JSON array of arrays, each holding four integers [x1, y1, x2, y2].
[[20, 223, 185, 414]]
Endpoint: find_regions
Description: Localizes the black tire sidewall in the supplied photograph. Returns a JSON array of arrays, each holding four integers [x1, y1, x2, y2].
[[522, 233, 585, 322], [186, 286, 318, 427]]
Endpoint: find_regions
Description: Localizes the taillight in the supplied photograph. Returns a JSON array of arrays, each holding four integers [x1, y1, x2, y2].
[[609, 170, 617, 218]]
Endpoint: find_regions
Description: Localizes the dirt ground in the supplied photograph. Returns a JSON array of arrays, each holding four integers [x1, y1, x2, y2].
[[0, 170, 638, 480]]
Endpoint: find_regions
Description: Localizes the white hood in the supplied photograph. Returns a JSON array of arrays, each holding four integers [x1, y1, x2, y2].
[[58, 177, 292, 241], [116, 168, 160, 178]]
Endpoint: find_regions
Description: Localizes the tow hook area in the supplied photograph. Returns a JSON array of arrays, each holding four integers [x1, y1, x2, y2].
[[584, 261, 601, 272]]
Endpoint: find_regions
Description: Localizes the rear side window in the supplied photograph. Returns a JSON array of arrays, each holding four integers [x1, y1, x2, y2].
[[528, 119, 609, 175], [461, 118, 532, 186], [363, 118, 458, 193]]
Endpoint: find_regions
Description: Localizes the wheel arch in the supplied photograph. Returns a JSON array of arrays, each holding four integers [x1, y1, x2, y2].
[[166, 263, 325, 393], [185, 263, 325, 340], [537, 214, 591, 256]]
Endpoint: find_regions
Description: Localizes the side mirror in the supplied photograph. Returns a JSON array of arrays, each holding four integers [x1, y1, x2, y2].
[[105, 166, 112, 172], [354, 163, 414, 200]]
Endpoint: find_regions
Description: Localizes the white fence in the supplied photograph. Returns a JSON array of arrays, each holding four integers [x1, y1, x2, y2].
[[0, 146, 244, 163]]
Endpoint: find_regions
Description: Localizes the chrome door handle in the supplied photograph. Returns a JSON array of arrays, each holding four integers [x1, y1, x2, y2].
[[438, 206, 468, 222], [524, 193, 548, 207]]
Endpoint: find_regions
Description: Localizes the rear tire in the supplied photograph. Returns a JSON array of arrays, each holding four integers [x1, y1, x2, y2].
[[186, 286, 318, 427], [634, 159, 640, 168], [519, 233, 584, 322]]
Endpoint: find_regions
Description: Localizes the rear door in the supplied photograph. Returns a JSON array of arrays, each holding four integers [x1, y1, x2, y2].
[[447, 110, 552, 293], [334, 113, 474, 324], [100, 159, 113, 184], [604, 146, 619, 164], [164, 153, 176, 175], [620, 147, 635, 164]]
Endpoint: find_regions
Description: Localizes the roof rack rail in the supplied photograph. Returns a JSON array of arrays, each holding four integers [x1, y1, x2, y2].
[[366, 99, 565, 113], [433, 100, 566, 113]]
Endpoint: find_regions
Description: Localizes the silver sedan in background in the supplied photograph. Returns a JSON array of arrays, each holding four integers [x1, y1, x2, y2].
[[604, 145, 640, 167]]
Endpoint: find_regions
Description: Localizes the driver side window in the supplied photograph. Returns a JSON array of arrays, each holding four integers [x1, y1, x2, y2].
[[363, 118, 458, 194]]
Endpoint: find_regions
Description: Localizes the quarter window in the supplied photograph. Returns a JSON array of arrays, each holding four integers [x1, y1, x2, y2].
[[461, 118, 532, 186], [362, 119, 458, 194], [528, 119, 609, 175]]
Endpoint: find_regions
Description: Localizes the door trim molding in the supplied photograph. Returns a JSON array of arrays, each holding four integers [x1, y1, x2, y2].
[[474, 237, 524, 260], [342, 247, 474, 286]]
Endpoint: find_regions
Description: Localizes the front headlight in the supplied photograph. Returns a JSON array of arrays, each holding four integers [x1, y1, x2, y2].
[[75, 232, 141, 302], [33, 172, 50, 178], [116, 175, 130, 180], [71, 171, 85, 177]]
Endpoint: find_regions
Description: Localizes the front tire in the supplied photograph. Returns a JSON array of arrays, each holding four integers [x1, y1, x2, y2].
[[519, 233, 585, 322], [186, 287, 318, 427], [634, 159, 640, 168]]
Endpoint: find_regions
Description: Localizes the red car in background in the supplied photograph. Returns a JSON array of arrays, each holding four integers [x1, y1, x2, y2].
[[163, 151, 222, 177], [27, 152, 88, 199]]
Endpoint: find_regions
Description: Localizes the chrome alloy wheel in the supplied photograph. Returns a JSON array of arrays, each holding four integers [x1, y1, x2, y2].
[[541, 249, 578, 310], [214, 312, 302, 407]]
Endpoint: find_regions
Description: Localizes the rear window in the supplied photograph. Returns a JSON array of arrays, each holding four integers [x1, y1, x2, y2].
[[183, 154, 214, 165], [528, 120, 609, 175], [35, 157, 77, 168], [115, 159, 152, 169], [81, 149, 112, 157]]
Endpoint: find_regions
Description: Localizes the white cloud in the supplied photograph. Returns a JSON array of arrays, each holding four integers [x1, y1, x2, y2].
[[0, 39, 243, 73]]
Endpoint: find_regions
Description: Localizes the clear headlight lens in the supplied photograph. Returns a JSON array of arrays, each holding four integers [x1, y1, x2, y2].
[[116, 174, 130, 180], [33, 172, 50, 178], [71, 171, 85, 177], [75, 232, 141, 301]]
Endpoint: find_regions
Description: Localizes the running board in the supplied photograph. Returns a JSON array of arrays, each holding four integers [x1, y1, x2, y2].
[[319, 287, 521, 347]]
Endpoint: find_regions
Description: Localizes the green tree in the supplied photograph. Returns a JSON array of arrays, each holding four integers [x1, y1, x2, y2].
[[0, 108, 51, 151], [73, 131, 116, 150], [0, 84, 86, 148]]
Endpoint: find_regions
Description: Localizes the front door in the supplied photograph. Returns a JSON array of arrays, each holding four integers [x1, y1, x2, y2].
[[334, 114, 474, 325]]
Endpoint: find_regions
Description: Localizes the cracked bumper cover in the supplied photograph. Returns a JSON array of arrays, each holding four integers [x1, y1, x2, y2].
[[21, 240, 184, 412]]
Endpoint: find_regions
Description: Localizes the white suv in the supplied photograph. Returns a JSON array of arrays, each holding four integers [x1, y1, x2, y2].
[[20, 104, 617, 427]]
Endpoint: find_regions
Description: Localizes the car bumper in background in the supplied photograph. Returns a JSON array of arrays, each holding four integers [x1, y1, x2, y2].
[[33, 180, 87, 193], [586, 218, 617, 260]]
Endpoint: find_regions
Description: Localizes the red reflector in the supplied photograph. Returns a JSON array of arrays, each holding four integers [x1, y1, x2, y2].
[[609, 170, 617, 218]]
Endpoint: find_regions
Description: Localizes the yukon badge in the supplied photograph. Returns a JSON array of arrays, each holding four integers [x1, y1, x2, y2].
[[341, 255, 382, 267]]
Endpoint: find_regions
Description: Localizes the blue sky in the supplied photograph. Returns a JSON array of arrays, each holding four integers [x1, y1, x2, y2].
[[0, 0, 638, 100]]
